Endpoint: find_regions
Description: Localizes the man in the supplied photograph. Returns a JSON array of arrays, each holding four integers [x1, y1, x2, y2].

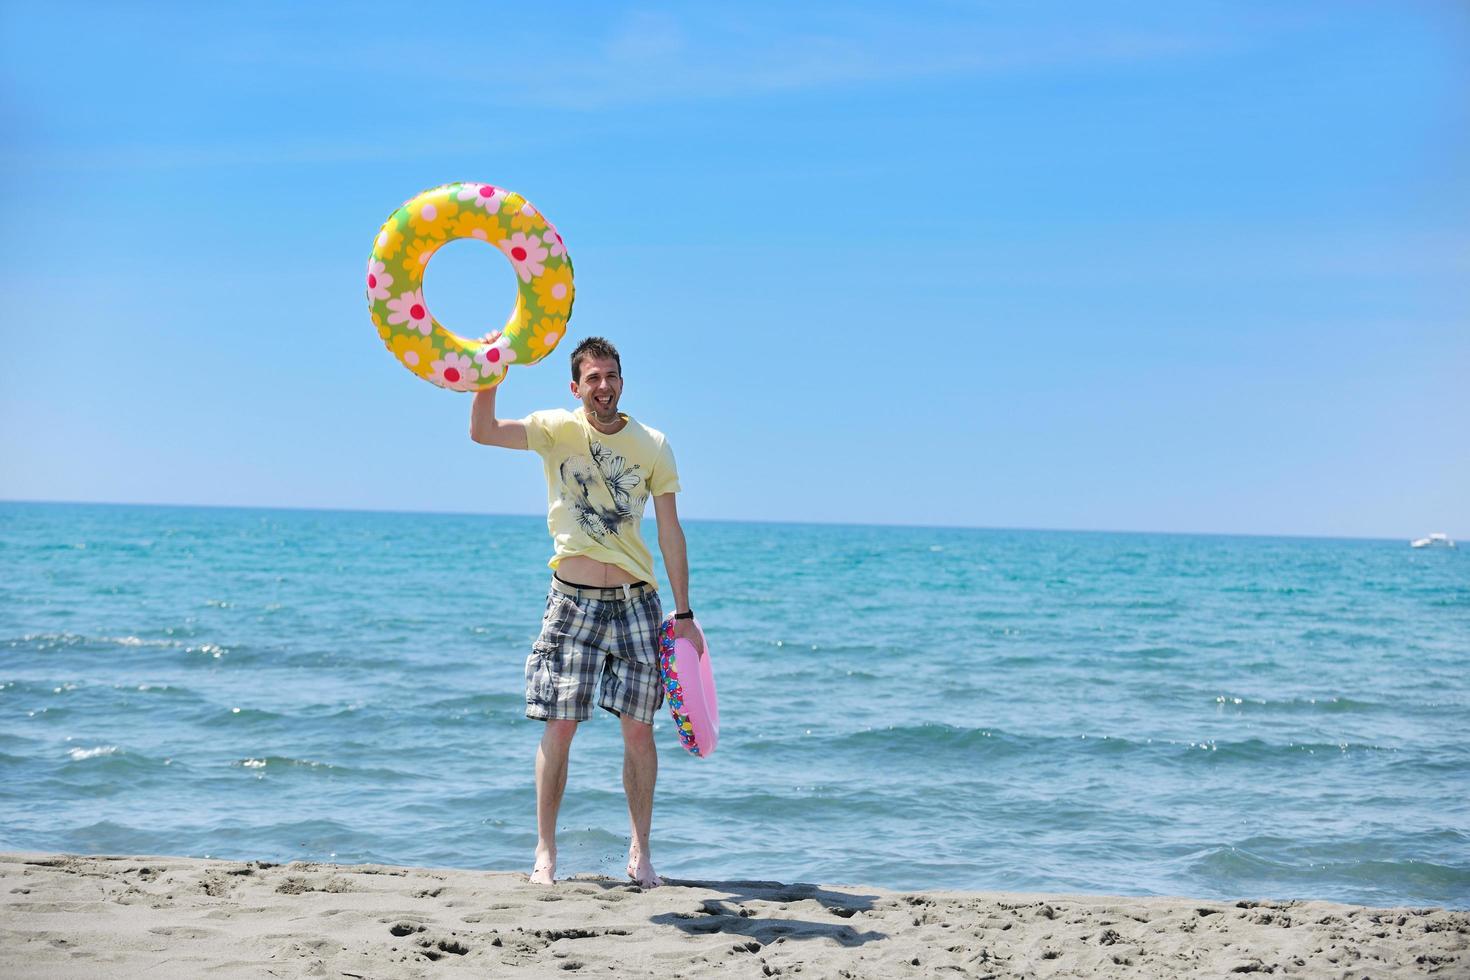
[[469, 335, 701, 889]]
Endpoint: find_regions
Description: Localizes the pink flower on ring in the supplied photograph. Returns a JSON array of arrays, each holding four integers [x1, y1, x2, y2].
[[476, 339, 518, 376], [457, 182, 506, 212], [543, 223, 566, 258], [497, 232, 549, 283], [366, 259, 394, 301], [430, 351, 480, 389], [386, 289, 433, 335]]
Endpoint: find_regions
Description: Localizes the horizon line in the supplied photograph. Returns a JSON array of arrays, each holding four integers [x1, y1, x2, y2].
[[0, 496, 1436, 546]]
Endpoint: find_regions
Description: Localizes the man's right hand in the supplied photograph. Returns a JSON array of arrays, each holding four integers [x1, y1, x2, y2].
[[468, 331, 529, 449]]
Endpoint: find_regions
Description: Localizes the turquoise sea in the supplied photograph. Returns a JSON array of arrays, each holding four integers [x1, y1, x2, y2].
[[2, 501, 1467, 908]]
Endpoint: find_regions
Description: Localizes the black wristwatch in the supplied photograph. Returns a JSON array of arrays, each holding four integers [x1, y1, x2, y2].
[[673, 609, 694, 620]]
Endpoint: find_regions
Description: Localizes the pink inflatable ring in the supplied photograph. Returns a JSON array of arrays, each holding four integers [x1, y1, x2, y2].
[[658, 616, 718, 758]]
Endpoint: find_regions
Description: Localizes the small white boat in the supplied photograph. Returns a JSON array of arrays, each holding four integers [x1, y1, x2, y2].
[[1410, 532, 1456, 549]]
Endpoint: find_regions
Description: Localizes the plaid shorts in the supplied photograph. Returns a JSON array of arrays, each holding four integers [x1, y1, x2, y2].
[[525, 577, 665, 725]]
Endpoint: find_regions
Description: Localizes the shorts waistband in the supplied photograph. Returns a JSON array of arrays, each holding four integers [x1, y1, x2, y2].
[[551, 574, 656, 602]]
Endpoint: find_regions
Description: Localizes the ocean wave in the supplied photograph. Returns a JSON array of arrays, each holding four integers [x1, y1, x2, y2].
[[3, 632, 242, 661], [48, 816, 368, 863], [1188, 843, 1470, 905], [1080, 596, 1185, 611], [53, 745, 177, 780], [1160, 737, 1400, 762], [750, 724, 1082, 762], [1297, 627, 1393, 649], [226, 755, 415, 782], [235, 755, 331, 770], [747, 724, 1403, 767], [1114, 645, 1188, 659], [680, 787, 903, 821], [422, 692, 528, 713], [114, 682, 203, 699], [7, 632, 173, 652], [66, 744, 118, 761], [1210, 694, 1387, 714], [189, 704, 287, 724]]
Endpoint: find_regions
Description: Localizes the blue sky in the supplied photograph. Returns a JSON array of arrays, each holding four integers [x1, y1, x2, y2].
[[2, 1, 1466, 537]]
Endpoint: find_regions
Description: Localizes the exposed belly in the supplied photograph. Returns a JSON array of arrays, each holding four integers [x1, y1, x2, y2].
[[557, 555, 642, 586]]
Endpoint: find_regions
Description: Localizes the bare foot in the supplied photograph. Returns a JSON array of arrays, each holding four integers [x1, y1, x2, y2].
[[626, 845, 661, 889], [530, 845, 556, 885]]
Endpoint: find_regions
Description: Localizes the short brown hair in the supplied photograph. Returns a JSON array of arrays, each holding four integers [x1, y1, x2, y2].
[[570, 336, 621, 382]]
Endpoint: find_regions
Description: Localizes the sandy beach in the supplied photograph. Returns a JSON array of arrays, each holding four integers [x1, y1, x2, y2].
[[2, 852, 1465, 978]]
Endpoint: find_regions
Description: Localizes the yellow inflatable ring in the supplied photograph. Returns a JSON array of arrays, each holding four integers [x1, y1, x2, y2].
[[366, 182, 575, 390]]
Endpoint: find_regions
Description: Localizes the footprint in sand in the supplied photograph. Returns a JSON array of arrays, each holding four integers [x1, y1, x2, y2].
[[147, 926, 216, 939]]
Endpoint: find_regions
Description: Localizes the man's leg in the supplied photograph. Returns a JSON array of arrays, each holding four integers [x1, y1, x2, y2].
[[620, 714, 661, 888], [532, 719, 578, 885]]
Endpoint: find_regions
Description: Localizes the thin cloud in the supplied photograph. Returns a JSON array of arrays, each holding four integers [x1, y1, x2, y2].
[[194, 7, 1221, 112], [0, 133, 538, 173], [468, 26, 1214, 110]]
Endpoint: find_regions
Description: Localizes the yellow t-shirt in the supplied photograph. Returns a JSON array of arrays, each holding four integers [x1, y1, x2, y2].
[[523, 408, 681, 585]]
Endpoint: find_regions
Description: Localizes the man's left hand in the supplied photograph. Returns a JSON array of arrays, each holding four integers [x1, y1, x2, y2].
[[673, 617, 705, 658]]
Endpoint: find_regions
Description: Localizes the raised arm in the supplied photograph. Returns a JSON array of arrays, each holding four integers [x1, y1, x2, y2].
[[654, 492, 703, 656], [469, 383, 529, 449], [468, 330, 529, 449]]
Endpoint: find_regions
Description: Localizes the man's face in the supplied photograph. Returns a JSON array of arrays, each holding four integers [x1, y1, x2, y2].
[[572, 356, 623, 417]]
